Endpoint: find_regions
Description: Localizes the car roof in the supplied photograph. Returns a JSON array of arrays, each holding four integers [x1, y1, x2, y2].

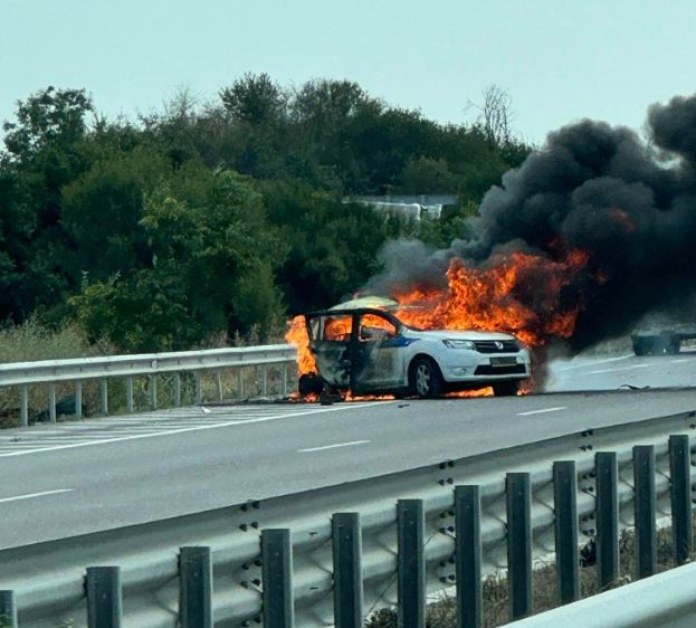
[[305, 306, 398, 318]]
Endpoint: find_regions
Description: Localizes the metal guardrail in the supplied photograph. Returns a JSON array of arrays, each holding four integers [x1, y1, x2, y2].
[[508, 560, 696, 627], [0, 408, 694, 626], [0, 344, 297, 426]]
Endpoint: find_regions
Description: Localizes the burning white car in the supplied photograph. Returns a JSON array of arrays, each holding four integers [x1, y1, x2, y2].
[[299, 299, 532, 399]]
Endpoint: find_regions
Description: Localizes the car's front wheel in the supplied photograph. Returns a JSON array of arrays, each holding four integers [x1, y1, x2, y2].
[[492, 380, 519, 397], [409, 357, 443, 399]]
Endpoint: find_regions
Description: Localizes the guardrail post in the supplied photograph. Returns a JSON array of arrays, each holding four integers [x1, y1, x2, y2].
[[86, 566, 122, 627], [237, 369, 244, 400], [100, 379, 109, 416], [48, 383, 57, 423], [20, 385, 28, 427], [126, 377, 134, 413], [75, 381, 83, 418], [215, 372, 223, 401], [261, 529, 294, 627], [174, 373, 182, 407], [455, 485, 481, 628], [669, 434, 692, 565], [506, 472, 532, 620], [596, 451, 619, 589], [0, 591, 17, 627], [195, 373, 203, 405], [397, 499, 425, 628], [179, 546, 212, 628], [332, 513, 363, 628], [633, 445, 656, 579], [553, 460, 579, 604], [149, 375, 157, 410], [262, 366, 268, 396]]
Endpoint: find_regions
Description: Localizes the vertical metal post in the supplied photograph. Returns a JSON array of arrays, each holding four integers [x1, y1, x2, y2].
[[100, 379, 109, 416], [237, 368, 244, 400], [215, 372, 223, 401], [596, 452, 619, 588], [126, 377, 134, 413], [455, 485, 481, 628], [553, 460, 579, 604], [0, 590, 17, 627], [397, 499, 425, 628], [195, 373, 202, 405], [669, 434, 692, 565], [174, 373, 181, 407], [86, 566, 122, 628], [332, 513, 363, 628], [20, 385, 28, 427], [506, 472, 532, 620], [75, 381, 83, 418], [262, 529, 294, 627], [262, 366, 268, 397], [179, 546, 212, 628], [48, 383, 57, 423], [149, 375, 157, 410], [283, 364, 288, 397], [634, 445, 657, 579]]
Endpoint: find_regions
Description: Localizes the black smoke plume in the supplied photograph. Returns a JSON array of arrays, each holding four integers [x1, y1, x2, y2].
[[365, 94, 696, 352]]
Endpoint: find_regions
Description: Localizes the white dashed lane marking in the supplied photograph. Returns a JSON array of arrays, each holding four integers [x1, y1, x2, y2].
[[516, 406, 567, 417], [298, 440, 372, 453], [0, 489, 73, 504], [0, 403, 385, 457]]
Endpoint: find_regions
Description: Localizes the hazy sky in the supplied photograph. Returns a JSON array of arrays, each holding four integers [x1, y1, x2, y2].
[[2, 0, 695, 146]]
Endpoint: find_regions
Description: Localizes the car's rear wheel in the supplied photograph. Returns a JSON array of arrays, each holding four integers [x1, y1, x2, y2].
[[409, 357, 443, 399], [492, 380, 519, 397]]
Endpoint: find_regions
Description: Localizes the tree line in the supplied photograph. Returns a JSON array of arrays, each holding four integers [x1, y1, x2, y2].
[[0, 76, 531, 353]]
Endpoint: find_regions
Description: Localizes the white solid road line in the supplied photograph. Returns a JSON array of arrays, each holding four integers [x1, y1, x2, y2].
[[0, 488, 73, 504], [0, 403, 388, 459], [298, 440, 372, 453], [516, 406, 567, 417]]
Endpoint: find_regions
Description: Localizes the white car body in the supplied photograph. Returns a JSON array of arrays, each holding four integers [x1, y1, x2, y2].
[[303, 307, 532, 398]]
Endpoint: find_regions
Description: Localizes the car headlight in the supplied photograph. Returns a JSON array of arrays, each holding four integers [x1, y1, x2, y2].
[[442, 339, 475, 350]]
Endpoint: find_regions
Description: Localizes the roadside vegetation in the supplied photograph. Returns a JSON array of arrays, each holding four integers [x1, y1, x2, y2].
[[365, 527, 686, 627], [0, 78, 530, 359]]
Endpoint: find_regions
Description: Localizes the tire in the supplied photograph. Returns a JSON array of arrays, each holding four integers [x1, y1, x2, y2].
[[298, 372, 324, 397], [409, 357, 443, 399], [492, 380, 519, 397]]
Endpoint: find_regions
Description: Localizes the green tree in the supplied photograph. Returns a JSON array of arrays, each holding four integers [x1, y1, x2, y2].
[[71, 168, 286, 351], [61, 145, 170, 283], [0, 87, 95, 322]]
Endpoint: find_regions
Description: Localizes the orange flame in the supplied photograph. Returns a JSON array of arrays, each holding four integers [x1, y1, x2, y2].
[[285, 248, 590, 396]]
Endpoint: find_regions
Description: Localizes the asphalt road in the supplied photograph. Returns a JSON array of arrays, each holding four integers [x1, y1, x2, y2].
[[2, 345, 696, 548]]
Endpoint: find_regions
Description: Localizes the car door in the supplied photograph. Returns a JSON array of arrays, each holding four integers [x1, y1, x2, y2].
[[350, 311, 405, 393], [306, 313, 353, 389]]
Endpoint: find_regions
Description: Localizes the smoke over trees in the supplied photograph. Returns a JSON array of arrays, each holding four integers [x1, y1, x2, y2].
[[365, 94, 696, 351]]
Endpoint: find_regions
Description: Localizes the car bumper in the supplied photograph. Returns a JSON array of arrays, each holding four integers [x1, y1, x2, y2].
[[440, 352, 531, 382]]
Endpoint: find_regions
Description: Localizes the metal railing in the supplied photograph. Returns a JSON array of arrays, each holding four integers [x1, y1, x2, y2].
[[0, 344, 297, 426], [506, 560, 696, 627], [0, 408, 694, 626]]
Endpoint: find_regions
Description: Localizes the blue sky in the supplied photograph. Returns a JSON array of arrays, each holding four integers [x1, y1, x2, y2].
[[2, 0, 695, 146]]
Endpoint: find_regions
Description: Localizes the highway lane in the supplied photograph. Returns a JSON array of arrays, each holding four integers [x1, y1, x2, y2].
[[2, 370, 696, 548], [545, 347, 696, 391]]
